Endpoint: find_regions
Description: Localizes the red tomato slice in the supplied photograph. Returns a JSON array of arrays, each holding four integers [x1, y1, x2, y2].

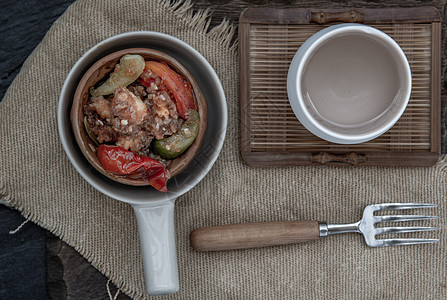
[[139, 61, 196, 118], [97, 145, 167, 192]]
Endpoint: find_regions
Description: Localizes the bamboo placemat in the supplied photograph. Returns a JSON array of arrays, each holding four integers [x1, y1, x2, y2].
[[239, 7, 441, 167]]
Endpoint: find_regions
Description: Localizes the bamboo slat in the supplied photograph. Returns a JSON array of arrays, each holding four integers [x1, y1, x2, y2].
[[239, 7, 441, 166]]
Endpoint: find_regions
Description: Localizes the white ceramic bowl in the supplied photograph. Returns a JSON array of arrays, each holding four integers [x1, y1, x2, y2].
[[58, 32, 227, 295], [287, 24, 411, 144]]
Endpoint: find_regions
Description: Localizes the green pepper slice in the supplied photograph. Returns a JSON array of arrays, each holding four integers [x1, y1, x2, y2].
[[153, 110, 200, 159], [90, 54, 145, 97]]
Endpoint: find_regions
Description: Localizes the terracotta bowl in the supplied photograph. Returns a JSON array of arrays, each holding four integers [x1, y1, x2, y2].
[[70, 48, 208, 186]]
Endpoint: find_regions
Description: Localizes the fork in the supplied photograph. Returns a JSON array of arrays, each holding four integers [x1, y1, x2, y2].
[[190, 203, 439, 251]]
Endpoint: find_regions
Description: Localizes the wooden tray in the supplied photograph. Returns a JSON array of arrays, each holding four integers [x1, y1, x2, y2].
[[239, 7, 441, 167]]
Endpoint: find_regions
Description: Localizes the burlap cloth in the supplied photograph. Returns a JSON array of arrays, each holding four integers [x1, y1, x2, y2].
[[0, 0, 446, 299]]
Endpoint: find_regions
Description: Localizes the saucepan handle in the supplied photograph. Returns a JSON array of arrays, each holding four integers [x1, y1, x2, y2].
[[132, 199, 178, 296]]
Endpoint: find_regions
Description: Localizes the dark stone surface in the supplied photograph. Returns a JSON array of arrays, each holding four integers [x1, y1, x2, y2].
[[0, 0, 75, 102], [0, 0, 446, 299], [0, 206, 47, 299], [0, 0, 74, 299], [46, 233, 128, 300]]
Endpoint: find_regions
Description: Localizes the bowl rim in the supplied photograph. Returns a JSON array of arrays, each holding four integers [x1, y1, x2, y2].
[[70, 47, 208, 186], [287, 23, 412, 144], [57, 31, 227, 204]]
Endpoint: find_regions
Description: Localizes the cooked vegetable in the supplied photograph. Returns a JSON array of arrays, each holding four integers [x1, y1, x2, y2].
[[90, 54, 145, 97], [85, 54, 201, 192], [138, 61, 196, 118], [84, 116, 99, 146], [153, 110, 200, 159], [97, 145, 167, 192]]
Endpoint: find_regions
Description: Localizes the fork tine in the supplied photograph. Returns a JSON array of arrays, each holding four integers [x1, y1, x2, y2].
[[377, 238, 439, 247], [373, 203, 437, 211], [375, 226, 439, 235], [375, 215, 439, 223]]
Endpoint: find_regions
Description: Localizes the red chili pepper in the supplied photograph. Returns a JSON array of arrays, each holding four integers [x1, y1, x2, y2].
[[97, 145, 167, 192], [138, 61, 196, 118]]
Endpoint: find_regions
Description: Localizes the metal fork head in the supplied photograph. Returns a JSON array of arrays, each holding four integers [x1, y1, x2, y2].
[[360, 203, 439, 247]]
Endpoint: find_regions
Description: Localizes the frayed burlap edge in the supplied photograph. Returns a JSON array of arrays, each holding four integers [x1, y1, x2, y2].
[[1, 0, 445, 298], [0, 0, 237, 299], [3, 156, 447, 299]]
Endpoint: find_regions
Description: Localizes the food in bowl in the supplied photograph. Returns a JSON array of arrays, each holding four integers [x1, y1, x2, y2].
[[72, 49, 207, 192]]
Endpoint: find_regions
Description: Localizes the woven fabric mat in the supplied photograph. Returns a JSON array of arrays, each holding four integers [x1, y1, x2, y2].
[[1, 0, 446, 299]]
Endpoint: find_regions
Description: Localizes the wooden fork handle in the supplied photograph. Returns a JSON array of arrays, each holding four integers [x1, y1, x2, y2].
[[190, 220, 320, 251]]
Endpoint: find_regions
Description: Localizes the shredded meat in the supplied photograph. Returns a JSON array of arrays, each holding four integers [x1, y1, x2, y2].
[[115, 131, 153, 154], [127, 82, 147, 99], [89, 96, 112, 119], [84, 82, 182, 156], [85, 96, 115, 143], [112, 87, 148, 126], [142, 91, 183, 140]]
